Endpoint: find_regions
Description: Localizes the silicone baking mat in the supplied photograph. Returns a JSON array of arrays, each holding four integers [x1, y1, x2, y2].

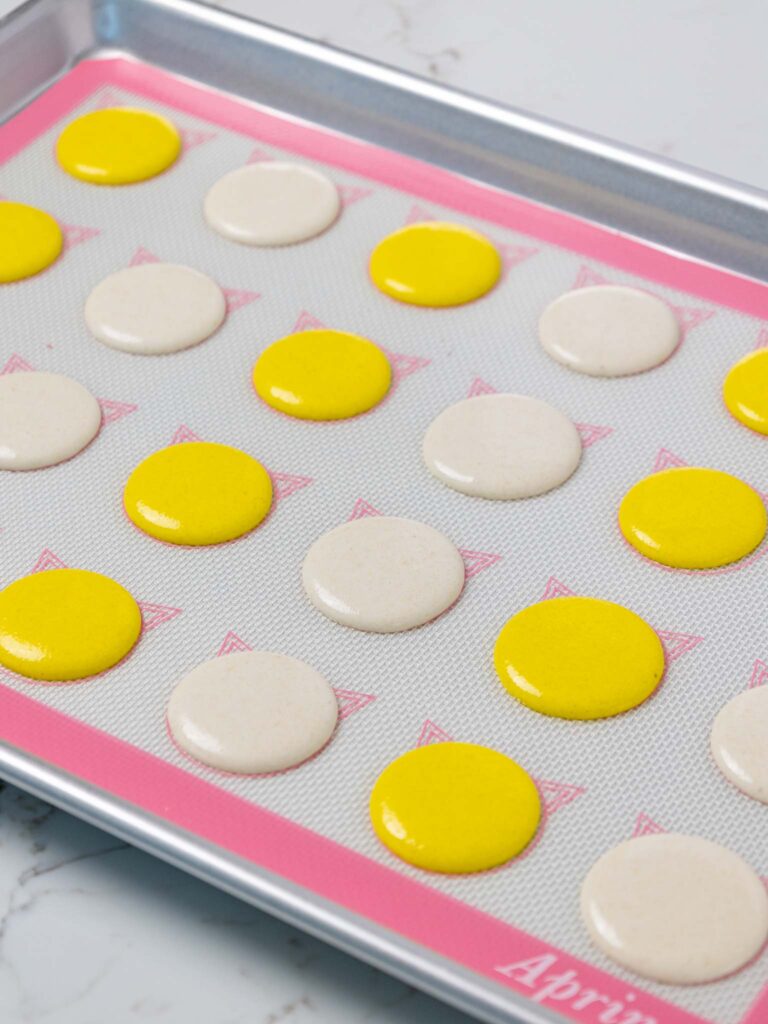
[[1, 56, 767, 1024]]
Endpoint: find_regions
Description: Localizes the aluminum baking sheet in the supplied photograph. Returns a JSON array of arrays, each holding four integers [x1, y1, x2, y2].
[[1, 5, 767, 1024]]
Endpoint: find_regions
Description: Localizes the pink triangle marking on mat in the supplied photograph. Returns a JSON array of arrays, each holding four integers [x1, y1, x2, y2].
[[381, 349, 431, 382], [459, 549, 502, 578], [541, 576, 576, 601], [405, 203, 436, 225], [571, 267, 714, 335], [467, 377, 497, 398], [98, 398, 138, 425], [347, 501, 495, 575], [222, 287, 260, 314], [632, 812, 666, 838], [137, 601, 182, 632], [338, 184, 373, 207], [129, 246, 160, 266], [1, 353, 33, 375], [271, 472, 313, 501], [180, 128, 216, 151], [290, 314, 427, 387], [748, 659, 768, 688], [217, 631, 253, 657], [293, 310, 326, 333], [62, 224, 101, 250], [128, 250, 258, 312], [669, 305, 716, 335], [401, 209, 536, 273], [498, 243, 538, 275], [572, 265, 610, 289], [653, 447, 688, 472], [535, 779, 587, 815], [31, 549, 67, 573], [245, 146, 274, 163], [335, 689, 377, 720], [92, 90, 125, 110], [464, 383, 611, 448], [348, 498, 382, 521], [170, 424, 202, 445], [754, 327, 768, 350], [656, 630, 704, 662], [416, 719, 453, 746], [575, 422, 614, 448]]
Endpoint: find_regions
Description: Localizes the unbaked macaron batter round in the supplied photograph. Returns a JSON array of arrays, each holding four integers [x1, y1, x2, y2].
[[302, 515, 465, 632], [538, 285, 680, 377], [0, 568, 142, 681], [369, 742, 541, 873], [422, 393, 581, 499], [619, 466, 767, 569], [204, 162, 340, 246], [369, 222, 502, 307], [253, 329, 391, 420], [85, 263, 226, 355], [723, 348, 768, 435], [0, 371, 102, 470], [124, 441, 273, 546], [710, 686, 768, 804], [168, 651, 338, 773], [0, 201, 63, 283], [56, 108, 181, 184], [581, 833, 768, 984], [494, 596, 665, 719]]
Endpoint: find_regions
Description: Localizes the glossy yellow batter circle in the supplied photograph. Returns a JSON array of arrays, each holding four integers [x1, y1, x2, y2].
[[369, 221, 502, 307], [723, 349, 768, 435], [494, 597, 665, 720], [619, 467, 766, 570], [0, 201, 63, 283], [56, 108, 181, 185], [0, 569, 142, 681], [124, 442, 273, 546], [369, 742, 541, 873], [253, 329, 392, 420]]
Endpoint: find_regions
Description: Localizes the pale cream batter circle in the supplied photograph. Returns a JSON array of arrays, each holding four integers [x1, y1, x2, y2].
[[302, 516, 465, 633], [0, 371, 101, 470], [85, 263, 226, 355], [204, 162, 340, 246], [422, 393, 582, 499], [581, 833, 768, 984], [167, 651, 338, 774], [539, 285, 680, 377], [711, 687, 768, 804]]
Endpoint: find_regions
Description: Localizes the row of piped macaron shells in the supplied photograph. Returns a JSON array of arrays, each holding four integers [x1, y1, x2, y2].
[[5, 361, 767, 573], [4, 104, 768, 574], [2, 560, 766, 988], [3, 103, 768, 419], [2, 558, 765, 805], [6, 193, 768, 420], [3, 535, 763, 797], [2, 106, 768, 988]]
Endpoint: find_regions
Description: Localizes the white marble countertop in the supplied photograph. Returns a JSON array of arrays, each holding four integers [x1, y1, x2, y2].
[[0, 1, 765, 1022], [219, 0, 768, 190]]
